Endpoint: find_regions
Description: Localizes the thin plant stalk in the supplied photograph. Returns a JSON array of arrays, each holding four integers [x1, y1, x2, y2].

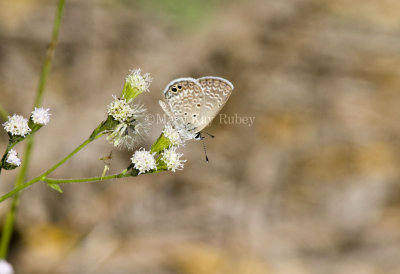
[[0, 105, 8, 122], [0, 132, 168, 203], [43, 172, 131, 184], [0, 0, 66, 259], [0, 135, 99, 204]]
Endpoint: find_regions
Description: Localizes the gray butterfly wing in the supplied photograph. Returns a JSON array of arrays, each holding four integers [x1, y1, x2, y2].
[[162, 77, 205, 132], [196, 76, 234, 131]]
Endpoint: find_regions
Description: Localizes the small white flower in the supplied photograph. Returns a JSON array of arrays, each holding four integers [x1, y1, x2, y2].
[[163, 123, 183, 146], [106, 103, 150, 150], [31, 107, 51, 125], [126, 68, 152, 94], [0, 260, 14, 274], [161, 147, 186, 172], [131, 148, 157, 174], [6, 149, 21, 167], [2, 114, 31, 137], [107, 96, 135, 123]]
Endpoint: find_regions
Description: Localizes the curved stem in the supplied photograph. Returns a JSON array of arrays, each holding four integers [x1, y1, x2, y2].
[[41, 137, 93, 178], [0, 134, 104, 204], [43, 171, 131, 184], [0, 178, 40, 204], [0, 164, 167, 203]]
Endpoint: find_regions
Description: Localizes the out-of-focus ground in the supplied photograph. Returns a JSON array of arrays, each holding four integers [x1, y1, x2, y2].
[[1, 0, 400, 273]]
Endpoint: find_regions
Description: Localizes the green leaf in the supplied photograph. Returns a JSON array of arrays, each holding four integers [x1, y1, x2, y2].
[[47, 183, 63, 193]]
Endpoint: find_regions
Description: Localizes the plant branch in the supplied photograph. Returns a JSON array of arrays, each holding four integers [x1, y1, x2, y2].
[[43, 171, 131, 184], [0, 135, 99, 204], [0, 0, 66, 259]]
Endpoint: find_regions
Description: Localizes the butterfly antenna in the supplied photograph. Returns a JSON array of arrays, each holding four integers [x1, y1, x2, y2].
[[199, 133, 209, 162], [204, 132, 215, 138]]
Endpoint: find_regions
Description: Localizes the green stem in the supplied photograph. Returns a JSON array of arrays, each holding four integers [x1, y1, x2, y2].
[[0, 178, 41, 204], [0, 105, 8, 122], [0, 140, 35, 257], [0, 159, 168, 203], [43, 171, 131, 184], [42, 166, 167, 184], [0, 199, 18, 258], [41, 137, 94, 178], [34, 0, 66, 108], [0, 135, 100, 204], [0, 0, 66, 259]]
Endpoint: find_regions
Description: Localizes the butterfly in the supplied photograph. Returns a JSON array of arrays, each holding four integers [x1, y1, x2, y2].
[[159, 76, 234, 139]]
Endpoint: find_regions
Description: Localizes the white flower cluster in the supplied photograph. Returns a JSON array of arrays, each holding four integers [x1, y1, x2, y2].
[[126, 68, 152, 94], [131, 148, 157, 174], [31, 107, 51, 125], [107, 96, 135, 123], [2, 114, 31, 137], [6, 149, 21, 166], [3, 108, 51, 137], [106, 69, 188, 174], [106, 99, 149, 149], [0, 260, 14, 274], [161, 147, 185, 172], [159, 123, 188, 172]]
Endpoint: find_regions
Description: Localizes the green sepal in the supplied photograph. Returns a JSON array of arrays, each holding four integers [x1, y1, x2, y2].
[[0, 146, 17, 170], [8, 133, 25, 147], [121, 81, 142, 102], [154, 156, 168, 173], [125, 164, 141, 176], [150, 133, 171, 154], [47, 183, 63, 193], [90, 115, 119, 139], [28, 119, 43, 134], [1, 161, 18, 170], [125, 162, 165, 176], [6, 118, 42, 147]]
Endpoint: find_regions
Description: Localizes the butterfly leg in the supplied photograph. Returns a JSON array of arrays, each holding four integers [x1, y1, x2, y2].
[[195, 132, 209, 163]]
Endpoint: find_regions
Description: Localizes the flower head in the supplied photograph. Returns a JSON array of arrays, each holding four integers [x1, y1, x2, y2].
[[2, 114, 31, 137], [131, 148, 157, 174], [126, 69, 151, 93], [31, 107, 51, 125], [161, 147, 186, 172], [122, 69, 152, 101], [163, 123, 183, 146], [107, 96, 136, 123], [0, 260, 14, 274], [106, 99, 150, 150], [6, 149, 21, 167]]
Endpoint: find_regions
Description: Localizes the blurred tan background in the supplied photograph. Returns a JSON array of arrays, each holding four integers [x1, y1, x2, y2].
[[1, 0, 400, 273]]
